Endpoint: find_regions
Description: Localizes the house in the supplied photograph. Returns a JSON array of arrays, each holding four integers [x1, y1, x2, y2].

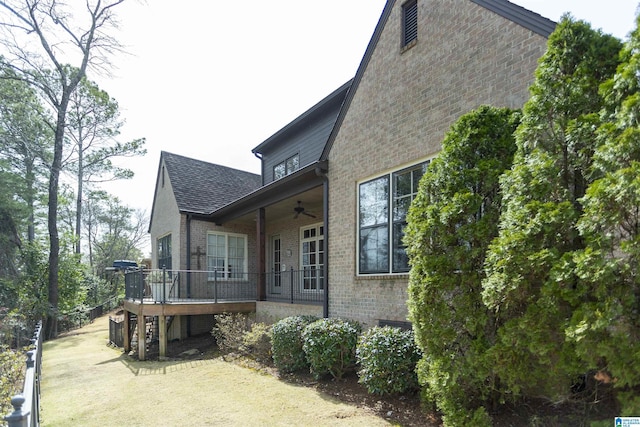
[[130, 0, 555, 359], [322, 0, 553, 327]]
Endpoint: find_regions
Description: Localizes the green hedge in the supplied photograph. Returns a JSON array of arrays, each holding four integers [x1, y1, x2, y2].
[[270, 315, 318, 373], [302, 318, 361, 379], [356, 326, 421, 395]]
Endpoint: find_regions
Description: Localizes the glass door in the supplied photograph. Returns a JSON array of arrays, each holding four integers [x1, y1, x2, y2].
[[270, 235, 282, 294], [300, 224, 324, 291]]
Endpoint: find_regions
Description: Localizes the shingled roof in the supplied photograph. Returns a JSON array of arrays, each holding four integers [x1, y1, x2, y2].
[[161, 151, 261, 215]]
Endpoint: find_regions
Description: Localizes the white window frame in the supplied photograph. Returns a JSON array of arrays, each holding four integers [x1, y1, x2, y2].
[[299, 223, 324, 292], [206, 231, 248, 280], [357, 159, 431, 276]]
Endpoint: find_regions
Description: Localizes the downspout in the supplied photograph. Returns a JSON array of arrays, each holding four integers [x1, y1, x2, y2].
[[186, 214, 192, 337], [315, 166, 329, 318], [186, 214, 192, 272], [254, 151, 267, 301]]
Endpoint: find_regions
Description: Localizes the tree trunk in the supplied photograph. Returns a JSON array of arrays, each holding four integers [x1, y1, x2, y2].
[[46, 91, 72, 340], [25, 160, 36, 242], [46, 121, 64, 340], [75, 142, 84, 254]]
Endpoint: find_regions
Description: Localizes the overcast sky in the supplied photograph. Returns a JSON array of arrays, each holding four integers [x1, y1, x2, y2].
[[92, 0, 637, 223]]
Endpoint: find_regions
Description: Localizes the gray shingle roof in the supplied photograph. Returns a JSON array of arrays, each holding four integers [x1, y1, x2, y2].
[[162, 151, 261, 215]]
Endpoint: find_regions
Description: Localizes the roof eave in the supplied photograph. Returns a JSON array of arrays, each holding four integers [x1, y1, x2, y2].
[[252, 80, 353, 155], [321, 0, 556, 161], [206, 161, 328, 224], [470, 0, 556, 37]]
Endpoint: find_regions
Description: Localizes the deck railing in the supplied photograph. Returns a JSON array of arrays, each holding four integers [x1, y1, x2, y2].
[[3, 320, 43, 427], [264, 268, 325, 305], [125, 268, 257, 303], [124, 268, 324, 306]]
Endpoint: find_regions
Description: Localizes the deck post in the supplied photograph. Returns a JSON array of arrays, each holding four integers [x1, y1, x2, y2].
[[290, 267, 294, 304], [214, 269, 218, 303], [257, 208, 266, 300], [162, 267, 167, 302], [123, 310, 130, 352], [159, 314, 167, 359], [138, 315, 146, 361]]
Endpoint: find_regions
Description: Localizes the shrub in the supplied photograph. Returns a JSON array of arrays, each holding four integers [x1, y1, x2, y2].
[[302, 318, 361, 379], [211, 312, 252, 353], [0, 346, 24, 417], [242, 322, 272, 363], [212, 313, 273, 362], [356, 326, 421, 395], [271, 315, 318, 373]]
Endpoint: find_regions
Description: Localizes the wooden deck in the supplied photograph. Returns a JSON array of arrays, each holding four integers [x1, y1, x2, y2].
[[123, 299, 256, 360], [123, 299, 256, 317]]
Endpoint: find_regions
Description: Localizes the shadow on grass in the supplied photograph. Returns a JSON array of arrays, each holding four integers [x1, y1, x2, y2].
[[95, 351, 221, 377]]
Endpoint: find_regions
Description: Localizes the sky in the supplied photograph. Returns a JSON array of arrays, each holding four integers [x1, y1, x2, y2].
[[85, 0, 638, 238]]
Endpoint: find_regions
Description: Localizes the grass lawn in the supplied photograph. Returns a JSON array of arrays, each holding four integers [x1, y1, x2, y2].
[[40, 314, 392, 427]]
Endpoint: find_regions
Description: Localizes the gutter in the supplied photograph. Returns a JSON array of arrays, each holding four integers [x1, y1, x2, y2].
[[315, 165, 329, 318]]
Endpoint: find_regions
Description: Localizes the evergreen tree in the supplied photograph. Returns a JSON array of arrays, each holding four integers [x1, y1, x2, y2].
[[482, 17, 622, 400], [406, 105, 520, 426], [570, 15, 640, 415]]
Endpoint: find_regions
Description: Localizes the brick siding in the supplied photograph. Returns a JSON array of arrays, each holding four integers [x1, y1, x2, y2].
[[327, 0, 549, 327]]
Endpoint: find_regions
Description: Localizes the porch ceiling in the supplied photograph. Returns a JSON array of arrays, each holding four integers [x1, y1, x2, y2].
[[203, 161, 326, 225], [264, 186, 323, 222]]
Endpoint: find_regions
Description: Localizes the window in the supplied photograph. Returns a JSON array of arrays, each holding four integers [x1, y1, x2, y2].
[[301, 224, 324, 291], [358, 161, 429, 274], [207, 232, 247, 279], [157, 234, 172, 269], [402, 0, 418, 49], [274, 154, 300, 180]]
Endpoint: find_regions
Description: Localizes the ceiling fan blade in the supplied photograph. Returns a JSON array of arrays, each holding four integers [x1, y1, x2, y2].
[[303, 211, 316, 218]]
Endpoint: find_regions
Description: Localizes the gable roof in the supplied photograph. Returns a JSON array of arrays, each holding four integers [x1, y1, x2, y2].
[[320, 0, 556, 161], [251, 80, 352, 156], [160, 151, 262, 215], [470, 0, 556, 36]]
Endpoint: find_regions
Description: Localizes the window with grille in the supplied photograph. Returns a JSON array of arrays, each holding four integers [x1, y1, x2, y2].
[[402, 0, 418, 48], [300, 224, 324, 291], [207, 232, 247, 279]]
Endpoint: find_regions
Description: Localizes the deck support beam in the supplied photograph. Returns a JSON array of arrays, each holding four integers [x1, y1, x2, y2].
[[138, 315, 146, 361], [123, 310, 131, 352], [159, 314, 167, 359]]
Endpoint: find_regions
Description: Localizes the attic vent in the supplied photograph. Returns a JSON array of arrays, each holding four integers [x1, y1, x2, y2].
[[402, 0, 418, 48]]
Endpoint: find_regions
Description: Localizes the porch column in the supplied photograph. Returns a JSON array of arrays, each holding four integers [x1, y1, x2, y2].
[[159, 314, 167, 359], [257, 208, 266, 300], [138, 315, 146, 361], [123, 310, 130, 352]]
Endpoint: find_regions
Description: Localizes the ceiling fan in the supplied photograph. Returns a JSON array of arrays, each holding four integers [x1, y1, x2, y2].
[[293, 201, 316, 219]]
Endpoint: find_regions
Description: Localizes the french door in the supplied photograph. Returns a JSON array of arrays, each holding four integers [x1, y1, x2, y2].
[[270, 235, 282, 294], [300, 224, 324, 291]]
